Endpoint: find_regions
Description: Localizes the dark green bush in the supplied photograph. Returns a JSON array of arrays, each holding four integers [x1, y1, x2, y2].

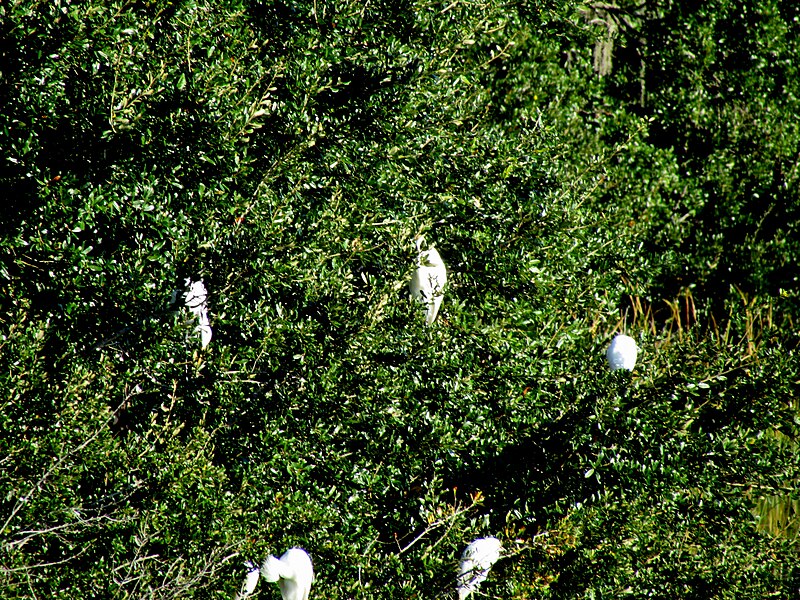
[[2, 1, 798, 598]]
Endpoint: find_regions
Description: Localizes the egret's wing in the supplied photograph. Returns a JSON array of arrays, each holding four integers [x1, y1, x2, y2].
[[424, 264, 446, 324], [195, 306, 213, 349], [184, 280, 208, 315], [410, 268, 429, 302], [234, 561, 260, 600], [272, 549, 314, 600], [456, 538, 502, 599], [606, 335, 637, 370], [410, 244, 447, 325], [279, 574, 313, 600], [426, 294, 443, 324], [284, 548, 314, 585], [261, 555, 294, 582]]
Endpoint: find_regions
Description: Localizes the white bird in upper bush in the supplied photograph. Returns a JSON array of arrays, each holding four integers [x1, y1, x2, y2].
[[606, 334, 638, 371], [456, 536, 502, 600], [261, 548, 314, 600], [409, 235, 447, 325]]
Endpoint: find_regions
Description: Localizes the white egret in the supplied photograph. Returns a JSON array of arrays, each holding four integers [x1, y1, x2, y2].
[[173, 277, 213, 348], [456, 536, 502, 600], [606, 334, 637, 371], [409, 235, 447, 325], [195, 305, 213, 349], [233, 560, 261, 600], [184, 278, 208, 317], [261, 548, 314, 600]]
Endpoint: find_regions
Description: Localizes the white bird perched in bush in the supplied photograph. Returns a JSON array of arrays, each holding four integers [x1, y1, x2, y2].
[[194, 305, 213, 349], [409, 235, 447, 325], [233, 560, 261, 600], [171, 277, 213, 349], [456, 537, 502, 600], [606, 334, 638, 371], [183, 278, 208, 316], [260, 548, 314, 600]]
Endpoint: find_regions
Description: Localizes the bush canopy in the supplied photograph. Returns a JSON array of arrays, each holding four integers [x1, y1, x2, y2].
[[2, 0, 799, 598]]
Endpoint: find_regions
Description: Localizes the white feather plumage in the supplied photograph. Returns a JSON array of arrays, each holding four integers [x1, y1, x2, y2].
[[233, 560, 261, 600], [175, 278, 213, 349], [184, 278, 208, 316], [456, 537, 502, 600], [409, 236, 447, 325], [195, 305, 213, 349], [606, 334, 638, 371], [260, 548, 314, 600]]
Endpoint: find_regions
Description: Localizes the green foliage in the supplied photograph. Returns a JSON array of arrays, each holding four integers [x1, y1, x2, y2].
[[2, 0, 799, 598]]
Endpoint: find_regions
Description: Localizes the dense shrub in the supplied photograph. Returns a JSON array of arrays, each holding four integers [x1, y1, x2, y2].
[[2, 1, 798, 598]]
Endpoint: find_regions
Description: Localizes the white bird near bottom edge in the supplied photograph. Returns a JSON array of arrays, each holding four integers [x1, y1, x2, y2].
[[233, 560, 260, 600], [456, 536, 502, 600], [261, 548, 314, 600], [233, 548, 313, 600]]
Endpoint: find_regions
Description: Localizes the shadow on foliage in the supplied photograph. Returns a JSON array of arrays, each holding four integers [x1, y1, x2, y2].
[[445, 403, 599, 526], [602, 4, 800, 316]]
